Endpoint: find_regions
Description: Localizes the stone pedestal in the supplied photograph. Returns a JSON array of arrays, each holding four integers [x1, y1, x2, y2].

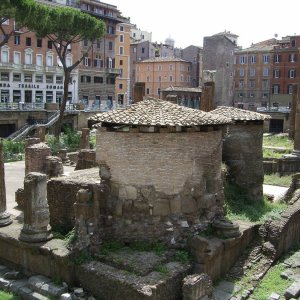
[[80, 128, 90, 150], [45, 156, 63, 178], [0, 142, 12, 227], [36, 126, 46, 142], [19, 172, 52, 242]]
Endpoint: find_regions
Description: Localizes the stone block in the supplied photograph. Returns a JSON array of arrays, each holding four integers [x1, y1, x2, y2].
[[76, 189, 92, 203], [119, 186, 137, 200], [28, 291, 49, 300], [10, 279, 28, 294], [133, 200, 149, 214], [113, 199, 123, 217], [182, 197, 197, 214], [60, 293, 72, 300], [0, 278, 11, 291], [197, 194, 215, 209], [153, 199, 170, 216], [28, 275, 52, 291], [39, 282, 68, 298], [284, 281, 300, 299], [170, 195, 181, 213], [268, 292, 280, 300]]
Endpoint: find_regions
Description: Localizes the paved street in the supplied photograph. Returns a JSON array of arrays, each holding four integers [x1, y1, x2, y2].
[[4, 160, 74, 218]]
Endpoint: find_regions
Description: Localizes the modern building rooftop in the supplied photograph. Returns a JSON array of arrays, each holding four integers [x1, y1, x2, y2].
[[212, 106, 271, 121], [139, 57, 189, 63], [90, 98, 231, 127], [163, 86, 202, 93]]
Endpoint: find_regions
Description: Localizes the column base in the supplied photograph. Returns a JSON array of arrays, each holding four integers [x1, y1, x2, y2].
[[19, 225, 53, 243], [0, 211, 12, 227]]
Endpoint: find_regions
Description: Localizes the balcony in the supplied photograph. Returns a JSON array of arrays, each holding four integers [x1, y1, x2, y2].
[[107, 68, 121, 75], [0, 62, 14, 70], [45, 66, 59, 73], [23, 64, 37, 71]]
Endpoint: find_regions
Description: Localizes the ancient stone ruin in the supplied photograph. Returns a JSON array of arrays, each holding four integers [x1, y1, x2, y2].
[[212, 106, 271, 201]]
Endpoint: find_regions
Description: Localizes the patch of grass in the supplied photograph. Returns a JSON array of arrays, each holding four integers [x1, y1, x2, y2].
[[0, 291, 20, 300], [99, 240, 123, 256], [263, 148, 289, 159], [264, 174, 292, 187], [3, 140, 25, 162], [130, 241, 166, 256], [224, 182, 287, 223], [154, 264, 169, 274], [251, 263, 292, 300], [175, 250, 191, 264], [263, 134, 293, 149]]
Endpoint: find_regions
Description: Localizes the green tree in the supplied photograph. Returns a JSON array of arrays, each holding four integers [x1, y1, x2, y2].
[[24, 3, 106, 136], [0, 0, 35, 48]]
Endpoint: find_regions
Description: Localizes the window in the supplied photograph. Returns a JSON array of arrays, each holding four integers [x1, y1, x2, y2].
[[81, 75, 91, 83], [249, 93, 255, 98], [158, 65, 162, 71], [66, 56, 72, 67], [25, 52, 32, 64], [169, 75, 173, 82], [119, 46, 124, 55], [142, 47, 145, 54], [46, 91, 53, 103], [35, 75, 43, 83], [56, 76, 63, 84], [14, 35, 20, 45], [187, 66, 190, 72], [2, 19, 9, 25], [46, 75, 53, 83], [249, 80, 255, 88], [288, 84, 294, 94], [250, 68, 256, 77], [181, 74, 184, 81], [37, 38, 42, 48], [274, 54, 281, 63], [238, 92, 244, 98], [262, 80, 269, 89], [36, 54, 43, 66], [239, 55, 246, 64], [262, 93, 269, 99], [13, 90, 21, 102], [169, 64, 173, 71], [26, 37, 31, 47], [120, 59, 123, 66], [288, 69, 296, 78], [96, 39, 101, 49], [239, 68, 244, 77], [263, 68, 269, 77], [13, 73, 21, 82], [47, 40, 52, 49], [1, 50, 9, 63], [119, 35, 124, 43], [35, 91, 43, 103], [46, 55, 53, 66], [84, 57, 91, 66], [83, 39, 88, 47], [289, 54, 297, 62], [274, 69, 280, 78], [119, 83, 123, 89], [250, 55, 256, 64], [1, 72, 9, 81], [13, 52, 21, 64], [24, 73, 32, 82], [108, 42, 113, 50], [146, 76, 149, 82], [119, 25, 124, 31], [158, 76, 161, 82], [291, 39, 296, 47], [263, 54, 270, 64], [94, 76, 103, 83], [239, 80, 244, 88], [272, 84, 280, 94], [133, 47, 136, 53]]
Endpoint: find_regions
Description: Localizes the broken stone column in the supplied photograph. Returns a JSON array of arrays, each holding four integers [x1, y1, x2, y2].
[[25, 138, 40, 148], [182, 273, 213, 300], [25, 142, 51, 175], [75, 149, 97, 170], [19, 172, 52, 242], [57, 149, 68, 163], [35, 126, 46, 142], [45, 156, 63, 178], [80, 128, 90, 150], [0, 141, 12, 227]]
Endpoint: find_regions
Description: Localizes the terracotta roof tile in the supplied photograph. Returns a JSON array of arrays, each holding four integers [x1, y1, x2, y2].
[[211, 106, 271, 121], [90, 98, 231, 127]]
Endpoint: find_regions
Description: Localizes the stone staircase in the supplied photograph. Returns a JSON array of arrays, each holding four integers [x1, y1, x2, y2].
[[0, 265, 93, 299]]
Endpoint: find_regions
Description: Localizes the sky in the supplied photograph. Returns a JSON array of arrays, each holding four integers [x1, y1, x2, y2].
[[107, 0, 300, 49]]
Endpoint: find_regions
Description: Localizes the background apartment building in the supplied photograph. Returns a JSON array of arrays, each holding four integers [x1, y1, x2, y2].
[[202, 31, 238, 107], [134, 57, 192, 99], [0, 18, 78, 106], [234, 36, 300, 111]]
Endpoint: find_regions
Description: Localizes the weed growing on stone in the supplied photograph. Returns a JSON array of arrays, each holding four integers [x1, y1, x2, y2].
[[64, 228, 78, 246], [72, 250, 92, 265], [175, 250, 191, 264], [154, 264, 169, 275], [129, 241, 166, 256], [99, 240, 123, 256], [224, 182, 287, 223]]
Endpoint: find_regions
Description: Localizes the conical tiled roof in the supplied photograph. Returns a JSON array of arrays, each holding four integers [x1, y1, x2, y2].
[[90, 98, 231, 127], [211, 106, 271, 121]]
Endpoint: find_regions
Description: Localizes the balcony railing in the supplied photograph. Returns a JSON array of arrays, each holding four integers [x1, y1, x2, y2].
[[0, 62, 14, 69], [23, 64, 37, 71]]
